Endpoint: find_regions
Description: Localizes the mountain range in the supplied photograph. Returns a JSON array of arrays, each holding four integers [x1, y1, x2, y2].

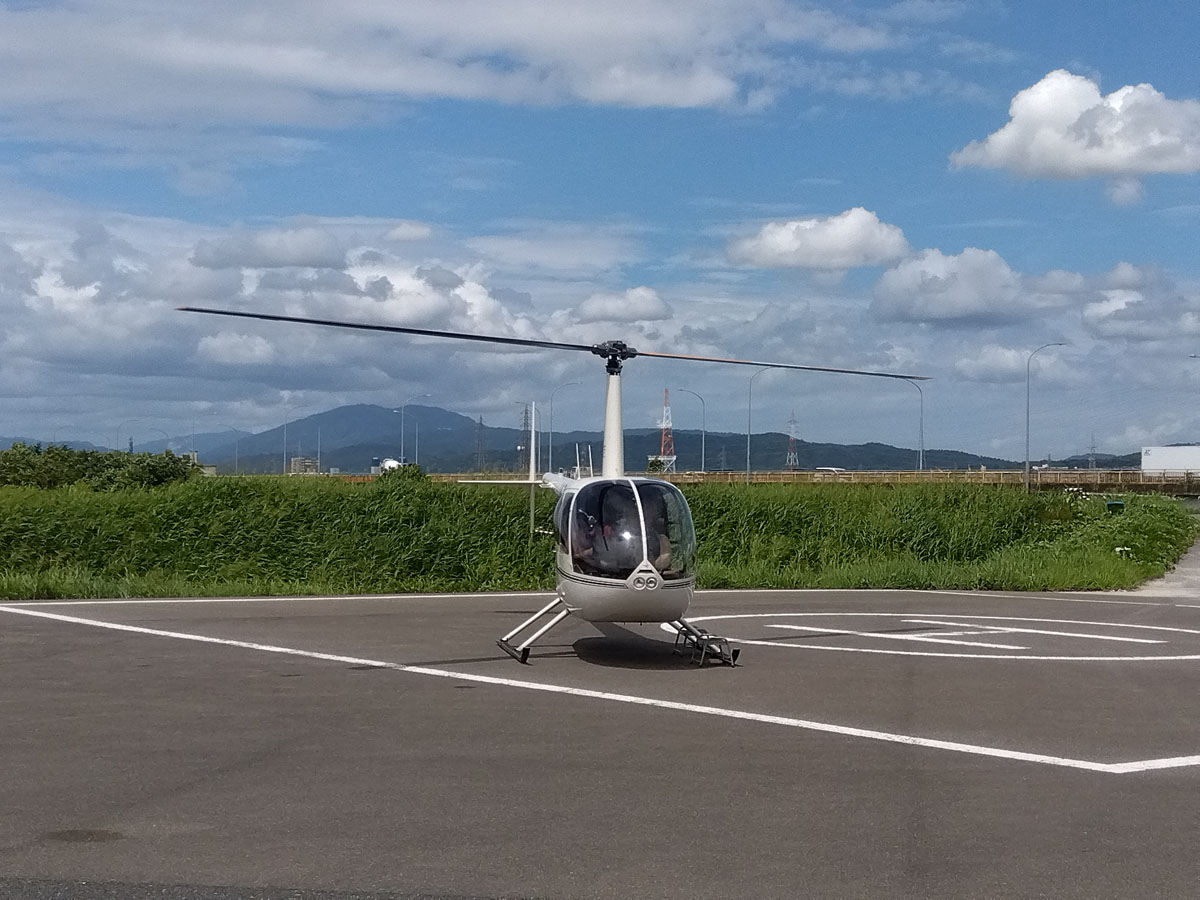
[[3, 404, 1142, 474]]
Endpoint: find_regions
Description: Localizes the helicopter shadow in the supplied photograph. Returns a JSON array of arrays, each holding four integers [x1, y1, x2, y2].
[[571, 623, 705, 670]]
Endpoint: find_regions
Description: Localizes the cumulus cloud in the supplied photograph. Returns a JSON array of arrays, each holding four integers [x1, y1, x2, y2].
[[873, 247, 1019, 322], [871, 248, 1090, 324], [466, 225, 639, 274], [197, 331, 277, 365], [952, 344, 1029, 382], [386, 221, 433, 241], [727, 207, 909, 269], [191, 228, 347, 269], [1080, 263, 1200, 341], [576, 286, 672, 323], [951, 70, 1200, 200]]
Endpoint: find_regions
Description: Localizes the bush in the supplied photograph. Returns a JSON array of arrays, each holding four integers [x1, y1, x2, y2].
[[0, 443, 196, 490]]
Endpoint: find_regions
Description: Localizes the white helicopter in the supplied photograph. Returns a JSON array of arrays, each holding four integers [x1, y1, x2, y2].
[[179, 305, 928, 666]]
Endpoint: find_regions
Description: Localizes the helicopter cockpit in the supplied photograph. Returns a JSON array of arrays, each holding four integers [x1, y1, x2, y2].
[[558, 479, 696, 581]]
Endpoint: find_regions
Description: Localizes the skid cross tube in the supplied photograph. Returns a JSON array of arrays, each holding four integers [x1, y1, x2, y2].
[[498, 597, 571, 664]]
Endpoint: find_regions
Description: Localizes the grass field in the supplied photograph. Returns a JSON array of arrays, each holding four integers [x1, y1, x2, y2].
[[0, 477, 1195, 599]]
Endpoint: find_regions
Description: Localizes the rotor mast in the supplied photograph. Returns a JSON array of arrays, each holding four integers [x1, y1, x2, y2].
[[592, 341, 637, 478]]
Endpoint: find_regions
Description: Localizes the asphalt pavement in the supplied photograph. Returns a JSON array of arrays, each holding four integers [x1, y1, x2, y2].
[[5, 569, 1200, 899]]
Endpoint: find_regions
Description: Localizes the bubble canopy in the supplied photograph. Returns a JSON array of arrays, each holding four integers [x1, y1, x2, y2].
[[556, 479, 696, 581]]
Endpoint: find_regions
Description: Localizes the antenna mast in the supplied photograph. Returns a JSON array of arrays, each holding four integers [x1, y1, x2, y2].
[[648, 388, 677, 473], [786, 409, 800, 471]]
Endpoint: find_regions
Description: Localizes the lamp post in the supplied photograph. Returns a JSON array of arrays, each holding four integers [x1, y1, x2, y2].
[[214, 424, 240, 474], [395, 393, 431, 465], [746, 368, 771, 485], [114, 418, 141, 453], [282, 403, 311, 474], [905, 379, 924, 471], [675, 388, 706, 473], [1025, 342, 1065, 492], [548, 381, 581, 474]]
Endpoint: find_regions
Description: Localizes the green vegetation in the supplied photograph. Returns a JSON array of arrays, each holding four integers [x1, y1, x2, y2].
[[0, 479, 1194, 600], [0, 443, 196, 490]]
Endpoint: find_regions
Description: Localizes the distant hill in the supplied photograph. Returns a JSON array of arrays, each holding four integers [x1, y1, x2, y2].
[[8, 405, 1147, 474], [182, 404, 1027, 474]]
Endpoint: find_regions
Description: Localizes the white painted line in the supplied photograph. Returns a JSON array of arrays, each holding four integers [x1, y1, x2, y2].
[[694, 588, 1168, 607], [918, 590, 1165, 607], [903, 619, 1167, 645], [681, 612, 1200, 662], [765, 624, 1027, 651], [2, 592, 556, 608], [0, 603, 1193, 776]]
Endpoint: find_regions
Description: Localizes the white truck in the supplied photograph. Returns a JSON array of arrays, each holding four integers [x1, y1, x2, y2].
[[1141, 446, 1200, 475]]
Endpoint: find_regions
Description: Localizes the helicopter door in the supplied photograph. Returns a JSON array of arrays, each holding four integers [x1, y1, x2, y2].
[[634, 481, 696, 579], [569, 481, 645, 579]]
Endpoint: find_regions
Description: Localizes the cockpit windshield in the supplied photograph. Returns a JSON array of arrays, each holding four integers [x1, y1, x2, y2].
[[569, 480, 696, 580]]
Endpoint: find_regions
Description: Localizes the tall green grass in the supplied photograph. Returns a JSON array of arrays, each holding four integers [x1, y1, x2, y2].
[[0, 479, 1194, 599]]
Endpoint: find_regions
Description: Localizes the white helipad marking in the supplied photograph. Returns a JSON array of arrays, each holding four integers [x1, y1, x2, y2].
[[765, 624, 1027, 651], [2, 592, 555, 607], [2, 604, 1198, 775], [678, 613, 1200, 661], [903, 619, 1167, 644]]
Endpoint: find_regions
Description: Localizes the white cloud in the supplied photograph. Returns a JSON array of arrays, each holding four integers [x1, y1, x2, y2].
[[951, 70, 1200, 200], [952, 345, 1027, 382], [191, 228, 347, 269], [727, 207, 909, 269], [385, 221, 433, 241], [466, 225, 638, 274], [1080, 265, 1200, 342], [198, 331, 277, 365], [576, 286, 672, 323], [872, 248, 1093, 325], [873, 247, 1020, 322]]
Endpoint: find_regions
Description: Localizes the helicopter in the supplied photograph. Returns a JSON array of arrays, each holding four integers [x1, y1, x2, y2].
[[179, 305, 929, 666]]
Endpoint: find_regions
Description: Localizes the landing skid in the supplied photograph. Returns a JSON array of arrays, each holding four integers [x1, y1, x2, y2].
[[668, 619, 740, 666], [498, 596, 571, 664]]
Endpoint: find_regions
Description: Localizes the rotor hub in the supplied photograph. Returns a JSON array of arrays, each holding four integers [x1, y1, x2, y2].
[[591, 340, 638, 374]]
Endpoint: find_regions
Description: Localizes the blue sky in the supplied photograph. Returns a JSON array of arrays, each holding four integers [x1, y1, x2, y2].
[[1, 0, 1199, 462]]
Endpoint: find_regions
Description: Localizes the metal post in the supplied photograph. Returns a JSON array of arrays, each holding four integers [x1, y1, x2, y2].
[[1025, 342, 1065, 492], [746, 368, 770, 484], [675, 388, 706, 473], [397, 392, 431, 465], [548, 381, 581, 474], [905, 379, 924, 471]]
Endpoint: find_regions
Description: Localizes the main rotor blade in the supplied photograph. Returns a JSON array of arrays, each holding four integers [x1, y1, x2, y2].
[[176, 306, 598, 355], [178, 305, 930, 380], [636, 349, 929, 381]]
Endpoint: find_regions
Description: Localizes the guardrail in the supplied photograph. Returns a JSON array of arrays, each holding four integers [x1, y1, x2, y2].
[[407, 469, 1200, 493]]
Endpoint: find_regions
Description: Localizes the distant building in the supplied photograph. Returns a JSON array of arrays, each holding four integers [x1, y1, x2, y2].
[[288, 456, 319, 475]]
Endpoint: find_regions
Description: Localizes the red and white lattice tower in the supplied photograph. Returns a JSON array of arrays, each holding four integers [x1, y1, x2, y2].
[[785, 409, 800, 470], [648, 388, 677, 473]]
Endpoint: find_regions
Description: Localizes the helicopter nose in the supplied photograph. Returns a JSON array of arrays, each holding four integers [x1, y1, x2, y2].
[[627, 565, 660, 591]]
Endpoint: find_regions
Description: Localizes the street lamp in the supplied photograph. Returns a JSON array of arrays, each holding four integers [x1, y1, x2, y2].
[[214, 423, 240, 474], [675, 388, 706, 473], [905, 379, 924, 471], [548, 381, 581, 473], [282, 403, 311, 474], [1025, 342, 1066, 492], [394, 393, 431, 465], [746, 368, 771, 484], [114, 418, 141, 453]]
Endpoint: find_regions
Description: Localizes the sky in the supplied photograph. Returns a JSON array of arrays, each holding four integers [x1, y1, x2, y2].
[[1, 0, 1199, 462]]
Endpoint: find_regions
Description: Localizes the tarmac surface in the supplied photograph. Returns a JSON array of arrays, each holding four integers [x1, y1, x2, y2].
[[5, 551, 1200, 900]]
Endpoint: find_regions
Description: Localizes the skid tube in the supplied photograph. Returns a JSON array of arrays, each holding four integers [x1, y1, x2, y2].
[[498, 596, 571, 664], [668, 619, 740, 666]]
